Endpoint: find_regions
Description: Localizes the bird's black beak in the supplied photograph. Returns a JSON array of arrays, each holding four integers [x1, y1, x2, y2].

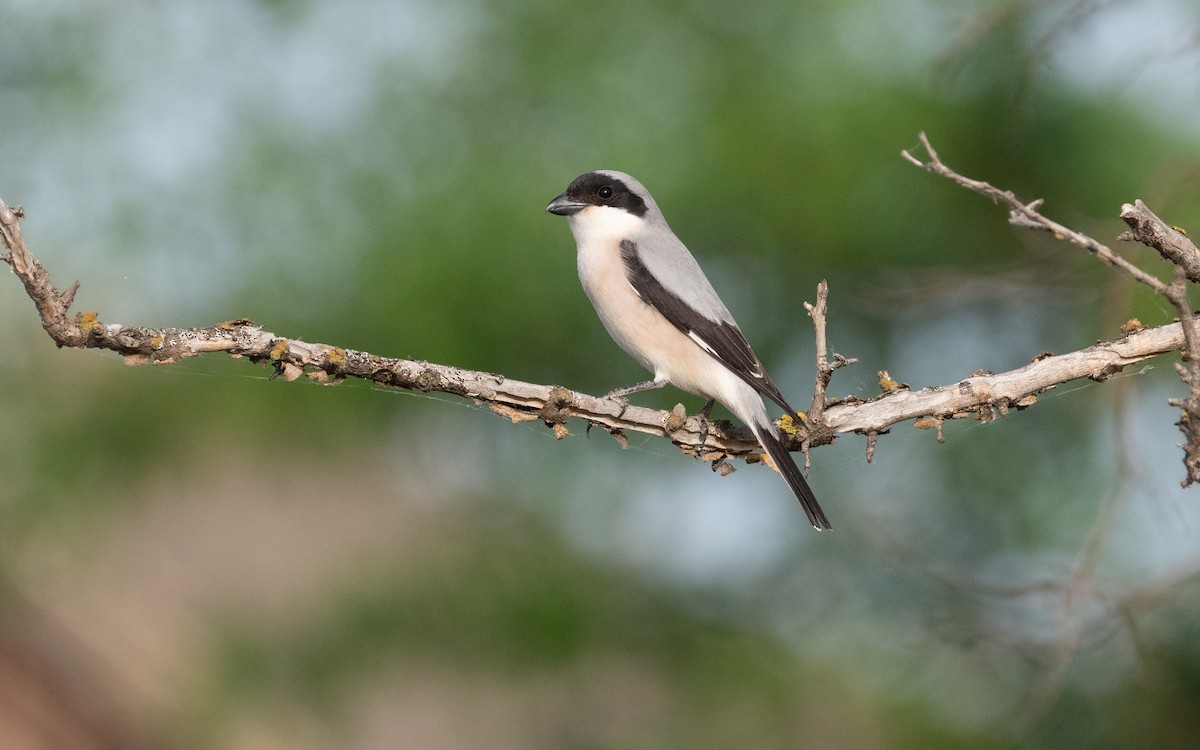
[[546, 193, 586, 216]]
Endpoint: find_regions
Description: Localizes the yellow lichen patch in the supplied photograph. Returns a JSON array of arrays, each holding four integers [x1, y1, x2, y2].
[[1121, 318, 1146, 335], [269, 339, 290, 361], [663, 403, 688, 433], [75, 311, 104, 333], [779, 412, 808, 436], [1172, 225, 1189, 236], [217, 318, 255, 330], [877, 370, 899, 391], [326, 348, 348, 367], [150, 335, 164, 348]]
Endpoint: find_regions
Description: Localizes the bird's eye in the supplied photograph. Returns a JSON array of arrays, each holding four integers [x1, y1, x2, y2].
[[597, 185, 614, 201]]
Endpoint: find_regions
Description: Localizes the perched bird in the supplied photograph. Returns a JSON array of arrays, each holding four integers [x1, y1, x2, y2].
[[546, 171, 831, 530]]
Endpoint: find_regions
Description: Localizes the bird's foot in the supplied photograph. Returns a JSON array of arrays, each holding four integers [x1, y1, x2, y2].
[[604, 379, 664, 400], [602, 379, 665, 419], [606, 394, 631, 419]]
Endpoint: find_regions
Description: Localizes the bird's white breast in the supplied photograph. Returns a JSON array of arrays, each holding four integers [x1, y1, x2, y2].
[[569, 205, 735, 403]]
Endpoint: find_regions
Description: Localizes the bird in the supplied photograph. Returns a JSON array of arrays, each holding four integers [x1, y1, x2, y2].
[[546, 170, 831, 530]]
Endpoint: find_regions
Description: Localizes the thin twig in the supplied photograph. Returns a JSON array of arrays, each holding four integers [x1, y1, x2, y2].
[[1118, 200, 1200, 283], [1117, 200, 1200, 484], [0, 199, 87, 347], [805, 280, 832, 425], [902, 132, 1171, 295], [1163, 268, 1200, 485]]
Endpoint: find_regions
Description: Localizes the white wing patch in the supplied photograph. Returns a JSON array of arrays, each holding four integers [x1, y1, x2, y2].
[[688, 331, 765, 379], [687, 330, 717, 358]]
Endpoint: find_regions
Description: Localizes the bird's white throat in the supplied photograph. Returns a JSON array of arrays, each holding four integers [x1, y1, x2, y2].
[[567, 204, 646, 248]]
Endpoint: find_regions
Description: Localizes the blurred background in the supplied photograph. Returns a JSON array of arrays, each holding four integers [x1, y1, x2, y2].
[[2, 0, 1200, 747]]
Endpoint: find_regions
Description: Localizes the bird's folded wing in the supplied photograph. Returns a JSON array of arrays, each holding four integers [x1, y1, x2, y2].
[[619, 239, 796, 416]]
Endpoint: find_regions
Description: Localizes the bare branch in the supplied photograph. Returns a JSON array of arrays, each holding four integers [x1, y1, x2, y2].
[[1164, 270, 1200, 486], [805, 280, 831, 425], [902, 132, 1171, 295], [822, 323, 1180, 435], [903, 131, 1200, 485], [0, 199, 87, 347], [1118, 199, 1200, 283], [0, 193, 1189, 475], [1117, 201, 1200, 484], [803, 280, 858, 426]]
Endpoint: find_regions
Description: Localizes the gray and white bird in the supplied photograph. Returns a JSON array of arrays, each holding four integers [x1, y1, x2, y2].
[[547, 171, 831, 530]]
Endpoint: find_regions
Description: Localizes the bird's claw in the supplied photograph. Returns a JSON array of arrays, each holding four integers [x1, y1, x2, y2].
[[602, 390, 632, 419]]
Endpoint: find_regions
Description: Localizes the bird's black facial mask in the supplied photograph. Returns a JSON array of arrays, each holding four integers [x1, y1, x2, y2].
[[563, 172, 648, 217]]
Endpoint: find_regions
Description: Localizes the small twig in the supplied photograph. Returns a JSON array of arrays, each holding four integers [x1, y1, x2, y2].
[[0, 199, 87, 347], [1116, 200, 1200, 484], [805, 280, 833, 425], [902, 132, 1171, 296], [1118, 200, 1200, 283], [1163, 268, 1200, 485]]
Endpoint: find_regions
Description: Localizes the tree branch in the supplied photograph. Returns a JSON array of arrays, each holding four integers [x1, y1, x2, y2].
[[903, 131, 1200, 486], [902, 131, 1171, 296], [1118, 200, 1200, 283], [799, 280, 857, 466], [0, 183, 1192, 475], [1115, 200, 1200, 484], [822, 324, 1180, 434]]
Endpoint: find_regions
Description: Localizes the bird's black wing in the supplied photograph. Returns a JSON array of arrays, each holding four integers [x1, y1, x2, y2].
[[619, 240, 798, 417]]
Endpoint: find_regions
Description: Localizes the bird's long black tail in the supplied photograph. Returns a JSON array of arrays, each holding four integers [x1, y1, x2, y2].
[[749, 420, 832, 530]]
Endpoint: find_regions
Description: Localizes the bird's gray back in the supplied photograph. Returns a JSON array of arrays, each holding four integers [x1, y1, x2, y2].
[[630, 206, 738, 328]]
